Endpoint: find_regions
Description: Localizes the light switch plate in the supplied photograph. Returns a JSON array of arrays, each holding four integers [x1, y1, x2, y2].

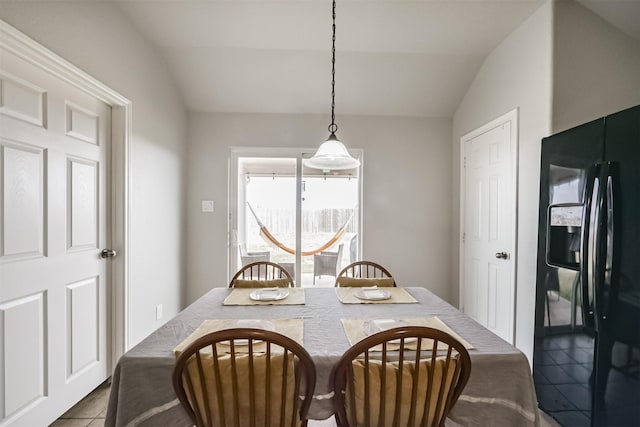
[[201, 200, 214, 212]]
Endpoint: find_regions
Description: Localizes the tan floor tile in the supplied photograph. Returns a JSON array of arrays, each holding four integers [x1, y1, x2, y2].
[[49, 419, 92, 427], [87, 418, 105, 427], [60, 383, 110, 419]]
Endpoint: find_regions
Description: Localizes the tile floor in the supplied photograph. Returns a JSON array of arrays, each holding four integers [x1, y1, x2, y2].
[[50, 381, 110, 426], [50, 381, 337, 427]]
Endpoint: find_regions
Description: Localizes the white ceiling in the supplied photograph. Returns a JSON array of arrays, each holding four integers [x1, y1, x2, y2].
[[113, 0, 640, 118]]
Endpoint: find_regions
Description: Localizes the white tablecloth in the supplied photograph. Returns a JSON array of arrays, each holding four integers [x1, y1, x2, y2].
[[105, 287, 540, 426]]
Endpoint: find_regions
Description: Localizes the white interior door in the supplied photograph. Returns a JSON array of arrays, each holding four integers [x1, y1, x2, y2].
[[461, 112, 517, 344], [0, 47, 111, 426]]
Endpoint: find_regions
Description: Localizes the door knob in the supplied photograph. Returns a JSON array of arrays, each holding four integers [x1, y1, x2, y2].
[[495, 252, 508, 259], [101, 249, 117, 259]]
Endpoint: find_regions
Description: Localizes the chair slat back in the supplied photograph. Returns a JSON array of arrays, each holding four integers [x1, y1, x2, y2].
[[229, 261, 294, 287], [173, 328, 316, 427], [336, 261, 396, 287], [330, 326, 471, 427]]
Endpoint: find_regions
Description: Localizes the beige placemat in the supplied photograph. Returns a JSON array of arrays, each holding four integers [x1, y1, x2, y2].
[[174, 318, 304, 356], [223, 288, 305, 306], [335, 287, 418, 304], [341, 316, 474, 351]]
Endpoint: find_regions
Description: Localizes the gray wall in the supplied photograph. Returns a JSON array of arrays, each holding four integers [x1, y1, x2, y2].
[[186, 113, 452, 304], [452, 2, 554, 363], [0, 2, 188, 347], [553, 0, 640, 132]]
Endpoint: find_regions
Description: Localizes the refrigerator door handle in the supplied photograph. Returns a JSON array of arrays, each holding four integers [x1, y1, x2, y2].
[[601, 162, 618, 324], [580, 164, 599, 331], [591, 163, 609, 331]]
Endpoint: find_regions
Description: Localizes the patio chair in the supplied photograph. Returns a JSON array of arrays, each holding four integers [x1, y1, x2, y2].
[[229, 261, 294, 287], [330, 326, 471, 427], [239, 244, 270, 267], [313, 243, 344, 285], [349, 234, 358, 264], [173, 328, 316, 427], [335, 261, 396, 287]]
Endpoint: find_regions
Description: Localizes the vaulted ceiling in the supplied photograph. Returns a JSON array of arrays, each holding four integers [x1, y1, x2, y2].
[[113, 0, 640, 117]]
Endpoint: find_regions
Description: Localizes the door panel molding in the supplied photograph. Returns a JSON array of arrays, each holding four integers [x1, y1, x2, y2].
[[0, 292, 46, 419], [0, 70, 47, 128], [0, 140, 45, 260]]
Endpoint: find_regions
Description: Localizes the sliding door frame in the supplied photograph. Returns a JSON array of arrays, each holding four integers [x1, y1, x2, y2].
[[228, 147, 363, 286]]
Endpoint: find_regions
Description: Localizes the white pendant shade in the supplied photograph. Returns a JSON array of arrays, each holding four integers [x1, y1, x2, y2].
[[305, 134, 360, 170]]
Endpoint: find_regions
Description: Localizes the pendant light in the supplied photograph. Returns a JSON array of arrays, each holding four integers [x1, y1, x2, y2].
[[305, 0, 360, 171]]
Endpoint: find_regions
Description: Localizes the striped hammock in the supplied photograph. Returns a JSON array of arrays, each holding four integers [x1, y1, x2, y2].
[[247, 203, 352, 256]]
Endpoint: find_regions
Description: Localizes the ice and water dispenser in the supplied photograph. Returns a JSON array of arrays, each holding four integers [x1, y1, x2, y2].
[[546, 203, 583, 271]]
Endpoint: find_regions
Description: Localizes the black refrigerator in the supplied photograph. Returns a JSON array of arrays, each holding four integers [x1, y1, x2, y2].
[[533, 105, 640, 426]]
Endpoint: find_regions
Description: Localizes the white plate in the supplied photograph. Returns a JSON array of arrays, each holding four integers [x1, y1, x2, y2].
[[354, 289, 391, 301], [249, 288, 289, 301], [364, 319, 407, 334]]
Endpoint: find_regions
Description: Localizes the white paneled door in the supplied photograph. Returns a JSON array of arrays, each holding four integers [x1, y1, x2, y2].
[[461, 112, 517, 344], [0, 48, 111, 426]]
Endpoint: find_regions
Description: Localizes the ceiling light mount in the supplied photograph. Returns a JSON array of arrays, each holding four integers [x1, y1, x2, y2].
[[305, 0, 360, 171]]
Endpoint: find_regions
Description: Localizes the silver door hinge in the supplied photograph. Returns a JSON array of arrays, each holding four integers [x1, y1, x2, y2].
[[462, 232, 466, 243]]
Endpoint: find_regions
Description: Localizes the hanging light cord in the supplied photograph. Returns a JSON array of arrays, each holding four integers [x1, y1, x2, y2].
[[329, 0, 338, 135]]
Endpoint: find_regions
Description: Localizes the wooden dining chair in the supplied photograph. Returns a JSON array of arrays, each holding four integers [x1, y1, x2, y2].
[[335, 261, 396, 287], [229, 261, 294, 288], [330, 326, 471, 427], [173, 328, 316, 427]]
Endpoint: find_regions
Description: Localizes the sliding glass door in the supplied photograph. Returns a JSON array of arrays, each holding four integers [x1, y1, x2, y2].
[[301, 166, 358, 286], [230, 149, 361, 287]]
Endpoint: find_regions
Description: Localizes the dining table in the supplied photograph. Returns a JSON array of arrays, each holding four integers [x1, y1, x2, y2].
[[105, 286, 540, 426]]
